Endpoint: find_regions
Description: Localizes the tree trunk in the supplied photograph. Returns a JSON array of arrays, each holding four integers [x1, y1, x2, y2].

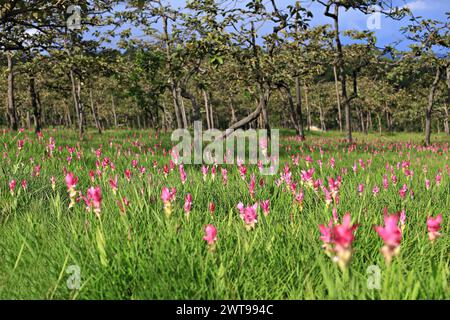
[[111, 93, 118, 127], [425, 66, 441, 146], [209, 92, 214, 129], [203, 89, 211, 129], [294, 77, 305, 139], [445, 65, 450, 135], [304, 85, 311, 131], [180, 86, 200, 124], [29, 76, 42, 133], [333, 64, 342, 131], [178, 89, 188, 128], [377, 113, 382, 133], [332, 4, 352, 143], [89, 87, 102, 134], [229, 97, 237, 126], [7, 52, 18, 131]]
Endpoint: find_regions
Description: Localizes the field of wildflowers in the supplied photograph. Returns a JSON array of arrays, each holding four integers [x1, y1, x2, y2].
[[0, 129, 448, 299]]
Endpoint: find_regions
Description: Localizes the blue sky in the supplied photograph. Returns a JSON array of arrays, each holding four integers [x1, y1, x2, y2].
[[93, 0, 449, 53]]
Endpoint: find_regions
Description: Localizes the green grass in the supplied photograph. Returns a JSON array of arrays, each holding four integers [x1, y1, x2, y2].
[[0, 129, 448, 299]]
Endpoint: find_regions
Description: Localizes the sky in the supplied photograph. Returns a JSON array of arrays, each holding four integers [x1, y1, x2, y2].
[[91, 0, 449, 53]]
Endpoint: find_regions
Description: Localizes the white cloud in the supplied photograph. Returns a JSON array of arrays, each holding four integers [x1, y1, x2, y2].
[[404, 0, 429, 11]]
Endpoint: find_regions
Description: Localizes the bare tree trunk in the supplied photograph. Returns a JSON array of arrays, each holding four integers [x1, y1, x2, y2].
[[203, 89, 211, 129], [180, 86, 200, 124], [209, 92, 214, 129], [7, 52, 18, 131], [445, 65, 450, 135], [425, 66, 442, 146], [220, 90, 268, 139], [89, 87, 102, 134], [178, 90, 188, 128], [29, 76, 41, 133], [319, 104, 326, 131], [229, 97, 237, 125], [111, 93, 118, 127], [333, 64, 342, 131], [377, 113, 382, 133], [294, 77, 305, 138], [69, 69, 84, 138], [304, 85, 311, 131]]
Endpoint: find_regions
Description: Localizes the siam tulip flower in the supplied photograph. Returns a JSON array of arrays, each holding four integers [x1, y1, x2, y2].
[[211, 165, 217, 180], [184, 194, 192, 218], [331, 213, 358, 270], [51, 176, 56, 191], [238, 165, 247, 180], [9, 179, 16, 195], [375, 214, 402, 265], [221, 168, 228, 185], [399, 184, 408, 199], [295, 190, 305, 210], [179, 164, 187, 184], [300, 168, 315, 187], [382, 175, 389, 190], [329, 157, 335, 169], [18, 139, 24, 151], [427, 214, 442, 242], [332, 207, 339, 224], [201, 165, 208, 181], [33, 165, 41, 177], [87, 186, 102, 217], [260, 199, 270, 216], [161, 187, 176, 217], [352, 161, 358, 173], [357, 183, 364, 196], [209, 202, 215, 215], [249, 174, 256, 199], [21, 180, 27, 190], [391, 174, 397, 186], [237, 203, 258, 230], [319, 220, 334, 257], [400, 210, 406, 233], [203, 224, 218, 249], [163, 164, 169, 177], [372, 185, 380, 196], [435, 174, 441, 186], [124, 169, 131, 182], [65, 172, 78, 208], [425, 178, 431, 190], [322, 187, 332, 206], [109, 175, 118, 195], [89, 170, 95, 182]]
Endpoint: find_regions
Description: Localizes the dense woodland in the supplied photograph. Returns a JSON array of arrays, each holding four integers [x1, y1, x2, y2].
[[0, 0, 449, 144]]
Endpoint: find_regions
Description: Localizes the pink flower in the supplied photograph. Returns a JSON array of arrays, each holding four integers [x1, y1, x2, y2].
[[179, 164, 187, 184], [332, 207, 339, 224], [435, 174, 441, 186], [184, 194, 192, 216], [201, 165, 208, 181], [249, 174, 256, 198], [161, 187, 176, 204], [332, 213, 358, 250], [399, 184, 408, 199], [427, 214, 442, 242], [109, 175, 118, 194], [319, 220, 333, 245], [203, 224, 217, 246], [65, 172, 78, 191], [372, 185, 380, 196], [260, 199, 270, 216], [382, 175, 389, 190], [425, 178, 431, 190], [375, 213, 402, 264], [238, 165, 247, 179], [87, 186, 102, 217], [50, 176, 56, 191], [21, 180, 27, 190], [209, 202, 215, 214], [124, 169, 131, 182], [9, 179, 16, 195], [237, 203, 258, 230], [221, 168, 228, 185], [18, 139, 24, 150], [357, 183, 364, 196], [375, 215, 402, 247]]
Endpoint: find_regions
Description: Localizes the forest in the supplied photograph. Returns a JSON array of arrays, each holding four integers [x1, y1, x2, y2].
[[1, 0, 448, 144]]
